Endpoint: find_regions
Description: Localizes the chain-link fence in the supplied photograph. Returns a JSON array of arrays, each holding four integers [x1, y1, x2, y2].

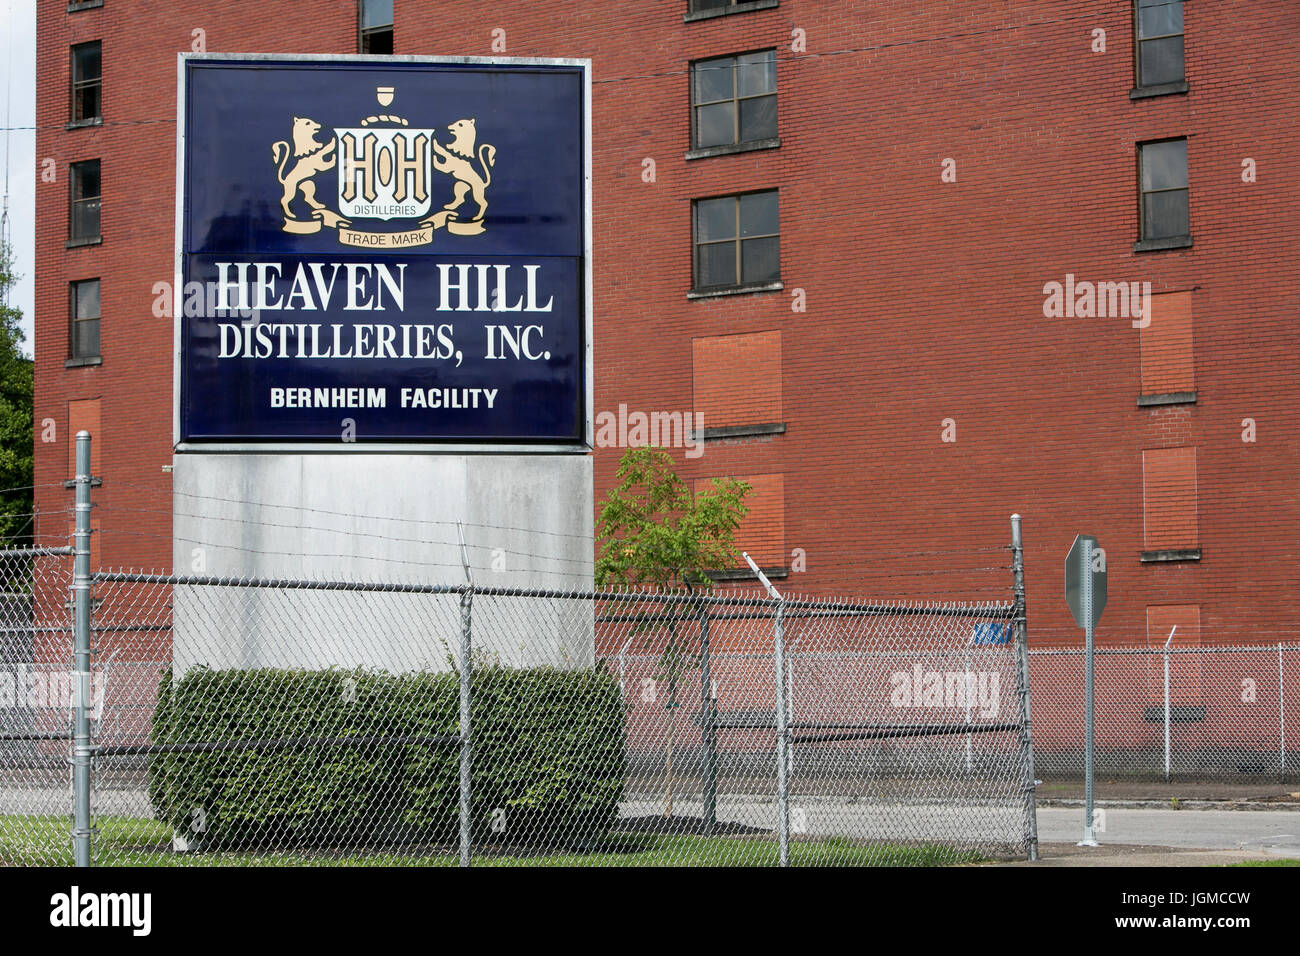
[[1, 554, 1036, 866], [1029, 644, 1296, 782], [0, 547, 74, 865]]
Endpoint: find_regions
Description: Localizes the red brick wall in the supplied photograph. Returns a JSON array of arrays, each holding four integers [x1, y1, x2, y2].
[[33, 1, 1300, 650]]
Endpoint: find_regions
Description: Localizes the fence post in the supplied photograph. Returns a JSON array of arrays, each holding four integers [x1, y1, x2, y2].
[[744, 552, 789, 867], [1281, 643, 1287, 783], [71, 431, 94, 868], [1163, 629, 1175, 782], [456, 524, 473, 868], [772, 597, 790, 867], [1009, 514, 1039, 862], [697, 596, 717, 836]]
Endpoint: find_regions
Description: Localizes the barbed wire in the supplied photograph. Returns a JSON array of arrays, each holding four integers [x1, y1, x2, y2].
[[98, 481, 599, 544]]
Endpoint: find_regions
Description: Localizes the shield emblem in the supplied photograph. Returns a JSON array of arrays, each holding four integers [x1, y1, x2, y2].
[[335, 126, 435, 221]]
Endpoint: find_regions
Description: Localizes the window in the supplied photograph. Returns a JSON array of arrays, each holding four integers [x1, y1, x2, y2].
[[70, 41, 101, 124], [693, 191, 779, 292], [359, 0, 393, 54], [687, 0, 779, 18], [1134, 0, 1185, 90], [69, 280, 101, 361], [1139, 291, 1194, 402], [694, 473, 786, 576], [692, 50, 777, 151], [692, 331, 785, 440], [1141, 446, 1199, 559], [1137, 139, 1189, 247], [69, 160, 101, 243]]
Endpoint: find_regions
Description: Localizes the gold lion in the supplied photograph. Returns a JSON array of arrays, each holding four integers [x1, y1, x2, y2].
[[271, 117, 337, 221], [431, 118, 496, 223]]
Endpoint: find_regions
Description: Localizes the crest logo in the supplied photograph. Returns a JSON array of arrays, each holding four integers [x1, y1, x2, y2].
[[271, 86, 497, 248]]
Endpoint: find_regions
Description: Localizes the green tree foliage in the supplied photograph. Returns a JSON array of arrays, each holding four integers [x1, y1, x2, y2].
[[595, 447, 750, 589], [0, 242, 33, 543], [594, 447, 750, 816]]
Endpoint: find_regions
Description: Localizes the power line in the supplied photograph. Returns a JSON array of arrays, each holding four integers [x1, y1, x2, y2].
[[0, 10, 1104, 133]]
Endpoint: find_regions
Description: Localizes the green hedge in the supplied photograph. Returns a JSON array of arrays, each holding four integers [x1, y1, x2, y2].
[[148, 664, 625, 851]]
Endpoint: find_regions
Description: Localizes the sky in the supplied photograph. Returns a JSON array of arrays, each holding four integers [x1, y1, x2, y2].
[[1, 0, 35, 358]]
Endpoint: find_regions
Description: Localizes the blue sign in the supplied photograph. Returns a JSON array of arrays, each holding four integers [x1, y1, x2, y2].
[[972, 622, 1012, 645], [176, 56, 589, 445]]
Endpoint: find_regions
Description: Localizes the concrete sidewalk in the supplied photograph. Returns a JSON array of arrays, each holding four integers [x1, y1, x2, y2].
[[999, 807, 1300, 866]]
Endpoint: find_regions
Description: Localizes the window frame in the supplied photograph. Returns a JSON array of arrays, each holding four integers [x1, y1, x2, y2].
[[689, 49, 779, 156], [67, 159, 102, 247], [358, 0, 394, 54], [1131, 0, 1189, 98], [68, 278, 102, 364], [690, 189, 782, 297], [69, 40, 102, 127], [1135, 137, 1192, 252], [685, 0, 780, 23]]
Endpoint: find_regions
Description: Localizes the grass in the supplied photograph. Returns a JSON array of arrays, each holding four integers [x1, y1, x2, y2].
[[1, 815, 985, 867], [1229, 859, 1300, 867]]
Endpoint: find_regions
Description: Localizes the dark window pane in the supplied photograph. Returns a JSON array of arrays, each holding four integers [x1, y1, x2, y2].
[[736, 51, 776, 97], [1143, 189, 1190, 239], [73, 280, 100, 320], [741, 236, 780, 283], [73, 43, 101, 80], [361, 28, 393, 54], [697, 242, 737, 288], [694, 58, 734, 104], [74, 84, 101, 122], [1141, 140, 1186, 191], [696, 103, 735, 148], [739, 191, 778, 237], [696, 197, 737, 242], [1140, 36, 1184, 86], [739, 95, 777, 142], [72, 319, 100, 359], [72, 199, 100, 240], [691, 0, 732, 11], [72, 161, 100, 200], [1139, 0, 1182, 37]]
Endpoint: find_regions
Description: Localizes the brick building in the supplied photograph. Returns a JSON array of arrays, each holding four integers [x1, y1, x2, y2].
[[32, 0, 1300, 651]]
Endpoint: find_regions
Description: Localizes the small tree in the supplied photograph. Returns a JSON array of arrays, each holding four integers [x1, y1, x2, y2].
[[595, 447, 750, 817], [0, 242, 33, 543]]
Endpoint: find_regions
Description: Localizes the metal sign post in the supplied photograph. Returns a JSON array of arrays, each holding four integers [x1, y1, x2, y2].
[[1065, 533, 1106, 847]]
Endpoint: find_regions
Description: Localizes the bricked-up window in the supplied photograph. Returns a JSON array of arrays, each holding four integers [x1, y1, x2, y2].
[[1142, 446, 1198, 554], [695, 473, 785, 571], [69, 160, 101, 243], [693, 191, 779, 291], [1138, 139, 1189, 242], [1140, 291, 1194, 397], [692, 331, 782, 428], [692, 50, 776, 149], [359, 0, 393, 54], [70, 41, 102, 124], [69, 279, 100, 361], [1134, 0, 1185, 89]]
